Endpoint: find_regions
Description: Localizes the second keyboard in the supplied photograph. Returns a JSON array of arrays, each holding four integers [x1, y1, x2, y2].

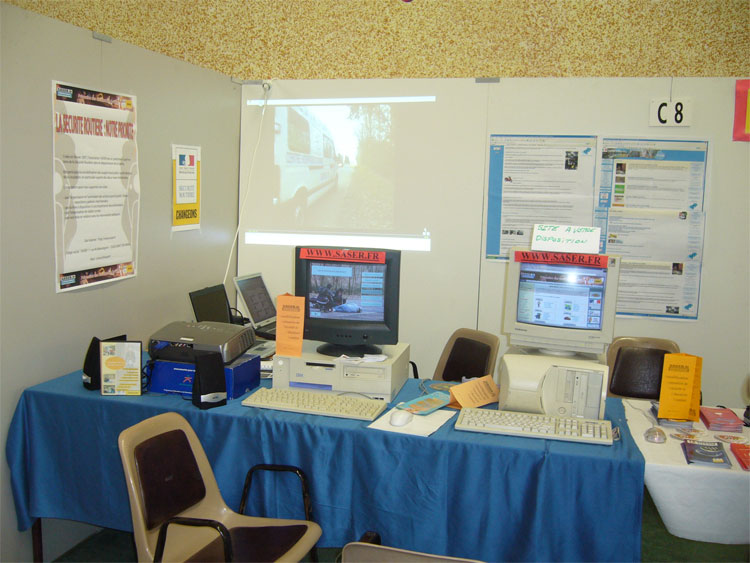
[[455, 407, 613, 445], [242, 387, 387, 421]]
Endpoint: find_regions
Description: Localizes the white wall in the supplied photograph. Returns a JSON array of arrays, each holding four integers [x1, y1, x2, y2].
[[1, 5, 241, 561]]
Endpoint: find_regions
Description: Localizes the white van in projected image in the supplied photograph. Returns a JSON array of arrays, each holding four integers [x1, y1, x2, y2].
[[273, 106, 339, 222]]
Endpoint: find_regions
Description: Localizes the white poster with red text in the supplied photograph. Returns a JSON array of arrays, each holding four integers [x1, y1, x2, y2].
[[52, 81, 140, 292]]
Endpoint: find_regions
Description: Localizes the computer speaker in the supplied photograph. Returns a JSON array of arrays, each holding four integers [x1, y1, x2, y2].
[[192, 352, 227, 410]]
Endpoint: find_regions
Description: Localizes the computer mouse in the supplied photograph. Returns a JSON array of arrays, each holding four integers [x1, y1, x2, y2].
[[644, 427, 666, 444], [389, 409, 414, 427]]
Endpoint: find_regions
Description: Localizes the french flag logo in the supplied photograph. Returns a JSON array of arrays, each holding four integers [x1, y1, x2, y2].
[[179, 154, 195, 166]]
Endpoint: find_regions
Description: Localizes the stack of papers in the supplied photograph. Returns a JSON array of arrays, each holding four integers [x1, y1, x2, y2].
[[650, 402, 694, 430], [700, 406, 744, 432]]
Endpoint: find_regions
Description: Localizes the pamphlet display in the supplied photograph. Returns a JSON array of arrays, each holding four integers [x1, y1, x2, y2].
[[100, 341, 142, 395], [657, 353, 702, 421], [275, 293, 304, 357]]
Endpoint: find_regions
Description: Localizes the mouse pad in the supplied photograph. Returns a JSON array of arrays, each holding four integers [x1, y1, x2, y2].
[[368, 407, 456, 437]]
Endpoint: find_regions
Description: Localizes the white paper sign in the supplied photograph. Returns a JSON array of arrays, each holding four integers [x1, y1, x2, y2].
[[531, 224, 601, 254]]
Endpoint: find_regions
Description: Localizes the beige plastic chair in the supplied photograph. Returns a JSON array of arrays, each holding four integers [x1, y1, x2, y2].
[[341, 541, 484, 563], [433, 328, 500, 382], [118, 411, 321, 562], [607, 336, 680, 399]]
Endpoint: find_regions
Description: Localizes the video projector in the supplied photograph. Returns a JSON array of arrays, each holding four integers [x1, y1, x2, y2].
[[148, 321, 255, 364]]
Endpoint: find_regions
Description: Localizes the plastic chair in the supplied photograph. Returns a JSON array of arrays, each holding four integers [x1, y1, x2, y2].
[[607, 336, 680, 399], [342, 534, 483, 563], [433, 328, 500, 382], [118, 412, 321, 562]]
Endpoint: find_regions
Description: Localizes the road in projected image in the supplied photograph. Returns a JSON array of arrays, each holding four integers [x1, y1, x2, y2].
[[308, 297, 383, 322], [252, 103, 397, 231]]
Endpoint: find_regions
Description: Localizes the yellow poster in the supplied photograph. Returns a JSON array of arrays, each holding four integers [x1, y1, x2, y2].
[[172, 144, 201, 230]]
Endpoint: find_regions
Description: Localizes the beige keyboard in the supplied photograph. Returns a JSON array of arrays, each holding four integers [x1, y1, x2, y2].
[[455, 407, 613, 445], [242, 387, 386, 421]]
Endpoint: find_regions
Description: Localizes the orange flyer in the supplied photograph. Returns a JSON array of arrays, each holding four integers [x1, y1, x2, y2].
[[275, 293, 305, 357], [447, 375, 500, 409], [657, 353, 702, 421]]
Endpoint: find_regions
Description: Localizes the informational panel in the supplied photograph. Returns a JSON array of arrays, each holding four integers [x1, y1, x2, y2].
[[52, 81, 139, 291], [595, 138, 708, 320], [485, 134, 598, 258]]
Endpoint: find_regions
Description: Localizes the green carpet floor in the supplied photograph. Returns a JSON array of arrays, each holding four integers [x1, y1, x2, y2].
[[56, 488, 748, 562]]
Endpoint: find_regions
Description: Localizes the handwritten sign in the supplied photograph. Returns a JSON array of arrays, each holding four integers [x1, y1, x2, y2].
[[531, 224, 600, 254]]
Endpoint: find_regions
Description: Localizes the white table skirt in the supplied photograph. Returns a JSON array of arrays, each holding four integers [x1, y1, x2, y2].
[[624, 399, 750, 544]]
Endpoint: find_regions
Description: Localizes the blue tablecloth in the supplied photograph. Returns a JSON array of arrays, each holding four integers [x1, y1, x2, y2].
[[6, 370, 644, 562]]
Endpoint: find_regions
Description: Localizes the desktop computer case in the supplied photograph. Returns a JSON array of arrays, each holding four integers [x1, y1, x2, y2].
[[272, 341, 410, 401]]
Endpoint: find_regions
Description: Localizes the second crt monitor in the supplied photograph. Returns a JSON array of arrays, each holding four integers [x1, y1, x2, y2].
[[502, 247, 621, 357], [499, 248, 621, 419]]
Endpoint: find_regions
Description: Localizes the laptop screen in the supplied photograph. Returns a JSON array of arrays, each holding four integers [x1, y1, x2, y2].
[[234, 274, 276, 326], [189, 285, 232, 323]]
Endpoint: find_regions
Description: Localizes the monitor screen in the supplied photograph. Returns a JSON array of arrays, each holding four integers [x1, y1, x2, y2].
[[294, 246, 400, 357], [502, 248, 620, 357], [234, 273, 276, 326]]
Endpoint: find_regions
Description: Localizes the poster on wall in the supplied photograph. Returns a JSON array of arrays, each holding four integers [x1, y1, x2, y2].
[[485, 134, 598, 259], [733, 79, 750, 142], [594, 138, 708, 320], [172, 144, 201, 231], [52, 81, 140, 292]]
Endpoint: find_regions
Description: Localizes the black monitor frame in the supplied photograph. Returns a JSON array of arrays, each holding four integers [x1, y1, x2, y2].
[[294, 246, 400, 357]]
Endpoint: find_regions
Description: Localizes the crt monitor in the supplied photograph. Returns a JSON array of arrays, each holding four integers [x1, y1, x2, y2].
[[502, 247, 621, 358], [294, 246, 400, 357]]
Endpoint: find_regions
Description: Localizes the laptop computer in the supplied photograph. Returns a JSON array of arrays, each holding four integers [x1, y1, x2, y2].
[[189, 284, 245, 325], [189, 284, 234, 324], [233, 273, 277, 340]]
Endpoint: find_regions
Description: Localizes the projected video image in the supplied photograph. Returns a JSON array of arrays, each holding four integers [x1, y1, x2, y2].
[[307, 261, 386, 322], [253, 103, 399, 230]]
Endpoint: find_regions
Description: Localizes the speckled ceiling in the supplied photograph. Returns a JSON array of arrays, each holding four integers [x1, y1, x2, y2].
[[5, 0, 749, 79]]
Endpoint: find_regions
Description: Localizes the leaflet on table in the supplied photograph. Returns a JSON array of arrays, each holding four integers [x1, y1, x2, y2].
[[730, 443, 750, 471], [100, 341, 142, 396], [447, 375, 500, 409], [658, 354, 702, 421], [397, 392, 451, 415], [275, 293, 304, 357], [681, 440, 732, 468], [485, 135, 598, 259]]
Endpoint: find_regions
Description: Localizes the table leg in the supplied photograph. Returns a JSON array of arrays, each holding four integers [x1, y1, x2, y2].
[[32, 519, 43, 562]]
